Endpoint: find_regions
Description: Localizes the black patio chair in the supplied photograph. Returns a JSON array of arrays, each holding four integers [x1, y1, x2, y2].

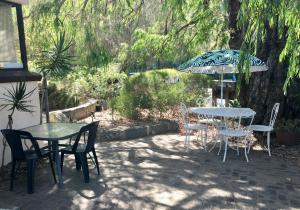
[[60, 121, 100, 183], [1, 129, 57, 194]]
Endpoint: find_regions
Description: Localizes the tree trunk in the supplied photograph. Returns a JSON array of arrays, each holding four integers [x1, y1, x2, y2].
[[245, 24, 287, 124], [227, 0, 288, 124], [41, 73, 50, 123], [228, 0, 242, 49]]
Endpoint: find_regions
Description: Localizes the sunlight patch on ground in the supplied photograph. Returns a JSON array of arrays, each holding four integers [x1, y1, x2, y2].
[[202, 188, 231, 199]]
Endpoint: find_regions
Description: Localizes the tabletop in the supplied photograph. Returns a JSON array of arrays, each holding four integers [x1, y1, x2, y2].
[[190, 107, 256, 118], [22, 123, 87, 141]]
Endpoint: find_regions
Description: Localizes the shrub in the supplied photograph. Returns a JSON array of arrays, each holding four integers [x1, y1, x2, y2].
[[63, 64, 127, 102], [47, 83, 79, 111], [116, 68, 211, 119]]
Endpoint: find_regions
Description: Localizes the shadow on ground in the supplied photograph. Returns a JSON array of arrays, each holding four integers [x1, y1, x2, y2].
[[0, 133, 300, 209]]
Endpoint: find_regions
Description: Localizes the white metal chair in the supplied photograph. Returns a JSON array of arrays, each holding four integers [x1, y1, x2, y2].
[[218, 110, 255, 162], [180, 103, 208, 151], [248, 103, 280, 156]]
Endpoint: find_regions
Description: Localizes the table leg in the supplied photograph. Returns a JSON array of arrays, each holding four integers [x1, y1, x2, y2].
[[52, 141, 63, 188]]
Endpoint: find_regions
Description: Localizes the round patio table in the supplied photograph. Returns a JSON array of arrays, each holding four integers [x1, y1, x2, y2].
[[190, 107, 256, 152], [190, 107, 256, 118]]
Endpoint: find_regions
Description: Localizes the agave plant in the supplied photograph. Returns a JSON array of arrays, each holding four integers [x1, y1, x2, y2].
[[0, 81, 36, 168], [36, 30, 74, 123]]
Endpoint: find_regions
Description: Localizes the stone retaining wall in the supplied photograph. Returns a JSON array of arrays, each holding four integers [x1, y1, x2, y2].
[[98, 120, 178, 141], [49, 99, 97, 122]]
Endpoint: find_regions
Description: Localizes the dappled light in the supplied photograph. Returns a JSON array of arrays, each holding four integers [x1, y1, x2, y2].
[[1, 134, 300, 209]]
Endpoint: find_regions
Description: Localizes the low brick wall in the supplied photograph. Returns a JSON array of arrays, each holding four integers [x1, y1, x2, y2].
[[49, 99, 97, 122], [98, 120, 179, 141]]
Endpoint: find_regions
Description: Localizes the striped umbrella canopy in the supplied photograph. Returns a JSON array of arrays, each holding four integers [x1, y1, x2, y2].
[[178, 49, 268, 106], [178, 49, 268, 74]]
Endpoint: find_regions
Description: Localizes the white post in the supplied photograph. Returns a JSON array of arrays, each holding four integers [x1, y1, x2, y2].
[[220, 72, 224, 107]]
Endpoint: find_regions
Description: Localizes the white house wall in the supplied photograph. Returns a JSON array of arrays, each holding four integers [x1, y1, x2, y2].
[[0, 81, 40, 166]]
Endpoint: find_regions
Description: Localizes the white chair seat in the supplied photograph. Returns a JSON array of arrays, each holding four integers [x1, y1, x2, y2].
[[219, 128, 251, 137], [183, 123, 208, 130], [198, 118, 219, 124], [248, 125, 273, 132]]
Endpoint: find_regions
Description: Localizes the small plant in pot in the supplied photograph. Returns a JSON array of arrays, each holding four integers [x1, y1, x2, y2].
[[275, 119, 300, 146]]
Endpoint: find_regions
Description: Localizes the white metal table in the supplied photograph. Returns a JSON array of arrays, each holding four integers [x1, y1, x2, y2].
[[190, 107, 256, 118], [190, 107, 256, 153]]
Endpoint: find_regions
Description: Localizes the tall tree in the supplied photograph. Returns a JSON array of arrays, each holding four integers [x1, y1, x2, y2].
[[228, 0, 300, 123]]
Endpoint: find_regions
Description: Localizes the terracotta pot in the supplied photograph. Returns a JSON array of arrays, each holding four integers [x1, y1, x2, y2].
[[275, 130, 300, 146]]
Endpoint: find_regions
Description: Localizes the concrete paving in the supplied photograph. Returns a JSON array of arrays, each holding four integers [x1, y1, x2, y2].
[[0, 133, 300, 210]]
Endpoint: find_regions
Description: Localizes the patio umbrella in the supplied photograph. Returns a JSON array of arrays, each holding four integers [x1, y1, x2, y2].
[[178, 49, 268, 106]]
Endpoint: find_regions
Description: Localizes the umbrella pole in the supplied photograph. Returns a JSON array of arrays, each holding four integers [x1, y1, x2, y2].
[[220, 72, 224, 107]]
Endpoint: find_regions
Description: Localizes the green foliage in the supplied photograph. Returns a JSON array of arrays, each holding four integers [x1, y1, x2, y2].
[[89, 67, 127, 101], [116, 69, 211, 119], [47, 83, 79, 111], [63, 64, 127, 103], [228, 99, 241, 108], [0, 82, 36, 115], [25, 0, 228, 72], [36, 30, 74, 79], [238, 0, 300, 91]]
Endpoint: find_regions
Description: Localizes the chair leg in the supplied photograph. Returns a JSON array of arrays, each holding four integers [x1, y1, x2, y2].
[[237, 138, 240, 156], [247, 143, 251, 154], [184, 130, 188, 150], [27, 159, 36, 194], [79, 153, 89, 183], [222, 138, 228, 162], [244, 146, 249, 162], [217, 135, 223, 155], [204, 130, 207, 151], [187, 132, 191, 151], [75, 154, 81, 170], [49, 154, 57, 184], [185, 130, 191, 152], [92, 148, 100, 175], [209, 129, 218, 152], [60, 152, 65, 173], [267, 132, 271, 156], [10, 161, 16, 191]]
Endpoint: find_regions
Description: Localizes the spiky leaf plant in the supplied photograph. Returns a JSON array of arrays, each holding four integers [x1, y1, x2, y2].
[[0, 81, 36, 169], [0, 81, 36, 116]]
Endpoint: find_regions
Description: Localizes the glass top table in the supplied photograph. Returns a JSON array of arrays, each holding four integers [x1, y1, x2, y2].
[[22, 122, 87, 188], [23, 122, 87, 140]]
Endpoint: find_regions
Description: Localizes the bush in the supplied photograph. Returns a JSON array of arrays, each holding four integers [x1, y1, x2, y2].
[[116, 68, 212, 119], [63, 64, 127, 102], [47, 83, 79, 111]]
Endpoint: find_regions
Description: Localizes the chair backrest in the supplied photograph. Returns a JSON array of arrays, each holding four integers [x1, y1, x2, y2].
[[180, 103, 189, 125], [71, 121, 99, 153], [1, 129, 42, 161], [223, 109, 255, 131], [269, 103, 280, 128]]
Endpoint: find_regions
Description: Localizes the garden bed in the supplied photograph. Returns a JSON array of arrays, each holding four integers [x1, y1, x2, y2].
[[79, 109, 179, 141]]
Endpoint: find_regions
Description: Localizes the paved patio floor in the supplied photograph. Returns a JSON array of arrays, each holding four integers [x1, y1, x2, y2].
[[1, 133, 300, 210]]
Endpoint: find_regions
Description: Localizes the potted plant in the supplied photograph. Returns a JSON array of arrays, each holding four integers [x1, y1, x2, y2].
[[275, 119, 300, 146], [0, 81, 35, 169]]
